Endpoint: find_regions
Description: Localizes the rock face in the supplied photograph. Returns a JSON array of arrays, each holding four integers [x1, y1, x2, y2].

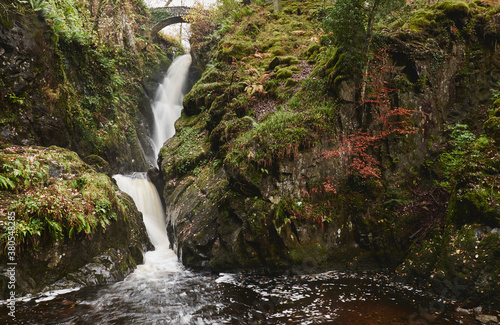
[[0, 145, 152, 298], [163, 145, 378, 273], [0, 0, 180, 173], [160, 0, 499, 308]]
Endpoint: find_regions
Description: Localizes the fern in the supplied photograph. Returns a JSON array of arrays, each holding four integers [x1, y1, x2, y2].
[[29, 0, 50, 12], [0, 175, 14, 190]]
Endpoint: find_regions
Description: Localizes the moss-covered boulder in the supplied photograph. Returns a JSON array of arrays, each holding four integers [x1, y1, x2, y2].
[[397, 226, 500, 310], [484, 115, 500, 146], [0, 145, 151, 298]]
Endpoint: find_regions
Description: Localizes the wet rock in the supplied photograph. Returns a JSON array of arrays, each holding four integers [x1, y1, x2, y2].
[[475, 314, 498, 324], [456, 307, 471, 314]]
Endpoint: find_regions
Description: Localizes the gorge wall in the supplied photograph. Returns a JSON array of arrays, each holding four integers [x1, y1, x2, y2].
[[160, 0, 500, 308]]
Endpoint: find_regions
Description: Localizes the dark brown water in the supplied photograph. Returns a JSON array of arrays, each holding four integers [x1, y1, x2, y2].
[[0, 269, 474, 324]]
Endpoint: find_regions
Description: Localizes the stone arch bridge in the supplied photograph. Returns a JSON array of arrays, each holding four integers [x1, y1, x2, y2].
[[150, 6, 190, 36]]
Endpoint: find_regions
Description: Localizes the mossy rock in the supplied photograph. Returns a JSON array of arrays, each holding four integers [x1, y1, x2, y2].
[[398, 225, 500, 309], [243, 22, 261, 39], [436, 0, 470, 19], [484, 116, 500, 146], [267, 55, 300, 71], [280, 56, 300, 66], [0, 145, 150, 297], [83, 154, 112, 176], [449, 185, 500, 228], [160, 116, 210, 179], [402, 9, 440, 31], [218, 40, 254, 61], [267, 56, 281, 71], [276, 67, 294, 79], [284, 78, 298, 88], [305, 42, 321, 59], [183, 82, 229, 116], [269, 46, 288, 56]]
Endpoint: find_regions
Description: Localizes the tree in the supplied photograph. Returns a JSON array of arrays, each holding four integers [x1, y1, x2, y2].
[[323, 0, 405, 99], [274, 0, 282, 13]]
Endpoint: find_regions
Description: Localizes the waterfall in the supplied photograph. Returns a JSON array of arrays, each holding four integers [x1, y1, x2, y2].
[[113, 173, 180, 273], [113, 173, 168, 249], [152, 54, 192, 160], [112, 55, 192, 273]]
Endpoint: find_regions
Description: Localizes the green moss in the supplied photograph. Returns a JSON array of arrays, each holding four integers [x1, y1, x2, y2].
[[484, 116, 500, 145], [304, 42, 321, 59], [0, 146, 126, 251], [276, 67, 293, 79], [284, 78, 298, 88], [218, 40, 255, 61], [183, 82, 229, 116], [436, 0, 470, 18], [401, 9, 440, 32], [279, 56, 300, 66], [160, 115, 210, 179], [449, 185, 500, 227], [225, 109, 327, 169]]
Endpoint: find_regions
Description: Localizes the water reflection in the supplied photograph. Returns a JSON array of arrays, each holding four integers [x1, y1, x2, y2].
[[1, 270, 470, 324]]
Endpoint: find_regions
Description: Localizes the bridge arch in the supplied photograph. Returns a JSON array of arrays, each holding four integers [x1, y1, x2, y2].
[[150, 6, 190, 37], [152, 16, 186, 35]]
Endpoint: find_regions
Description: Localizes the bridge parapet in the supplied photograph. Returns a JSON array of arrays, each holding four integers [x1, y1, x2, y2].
[[151, 6, 190, 18]]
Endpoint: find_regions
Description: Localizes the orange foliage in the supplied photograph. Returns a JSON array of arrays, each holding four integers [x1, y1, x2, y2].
[[321, 50, 424, 192]]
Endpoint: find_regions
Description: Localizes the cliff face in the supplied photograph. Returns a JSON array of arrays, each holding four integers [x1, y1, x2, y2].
[[0, 0, 181, 173], [0, 0, 178, 297], [161, 0, 499, 308]]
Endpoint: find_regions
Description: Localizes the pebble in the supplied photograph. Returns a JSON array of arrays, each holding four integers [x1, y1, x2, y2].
[[455, 307, 470, 314], [475, 314, 498, 324]]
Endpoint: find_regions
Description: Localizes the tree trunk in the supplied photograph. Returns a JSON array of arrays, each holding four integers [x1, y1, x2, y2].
[[274, 0, 282, 13], [360, 0, 381, 103]]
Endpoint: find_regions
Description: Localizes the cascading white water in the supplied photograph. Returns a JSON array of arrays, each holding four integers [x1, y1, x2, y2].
[[111, 55, 192, 274], [113, 173, 181, 275], [152, 54, 192, 160]]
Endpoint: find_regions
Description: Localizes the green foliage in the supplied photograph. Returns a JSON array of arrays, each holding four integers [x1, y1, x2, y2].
[[322, 0, 366, 68], [439, 124, 478, 184], [1, 157, 49, 190], [429, 116, 500, 228], [34, 0, 92, 44], [0, 175, 14, 190], [28, 0, 50, 12], [322, 0, 405, 74], [0, 146, 124, 251]]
